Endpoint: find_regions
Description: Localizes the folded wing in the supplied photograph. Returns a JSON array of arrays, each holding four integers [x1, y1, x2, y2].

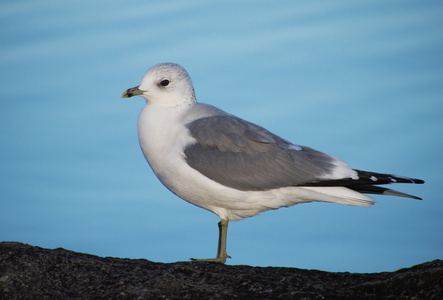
[[184, 115, 424, 199]]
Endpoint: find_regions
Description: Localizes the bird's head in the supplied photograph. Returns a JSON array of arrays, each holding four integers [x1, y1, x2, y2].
[[122, 63, 196, 107]]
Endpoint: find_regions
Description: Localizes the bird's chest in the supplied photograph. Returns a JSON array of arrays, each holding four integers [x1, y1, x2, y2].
[[137, 106, 194, 182]]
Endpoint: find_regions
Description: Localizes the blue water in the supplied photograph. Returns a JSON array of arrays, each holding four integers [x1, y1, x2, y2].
[[1, 0, 442, 272]]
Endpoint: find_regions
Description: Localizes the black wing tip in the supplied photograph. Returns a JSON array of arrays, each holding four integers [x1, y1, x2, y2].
[[413, 179, 425, 184], [352, 169, 425, 185], [387, 191, 423, 201], [401, 176, 425, 185], [348, 185, 424, 200], [400, 192, 423, 200]]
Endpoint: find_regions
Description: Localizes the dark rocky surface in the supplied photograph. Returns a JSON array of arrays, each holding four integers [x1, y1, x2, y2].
[[0, 242, 441, 299]]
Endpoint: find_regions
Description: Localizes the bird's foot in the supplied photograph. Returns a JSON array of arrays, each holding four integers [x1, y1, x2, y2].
[[190, 253, 231, 264]]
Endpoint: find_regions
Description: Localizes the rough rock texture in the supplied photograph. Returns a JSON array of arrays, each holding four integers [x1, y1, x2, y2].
[[0, 242, 441, 299]]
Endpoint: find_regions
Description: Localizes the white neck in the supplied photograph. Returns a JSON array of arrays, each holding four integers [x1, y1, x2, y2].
[[137, 103, 195, 178]]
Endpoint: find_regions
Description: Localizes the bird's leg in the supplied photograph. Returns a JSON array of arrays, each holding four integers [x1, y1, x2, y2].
[[216, 219, 230, 261], [191, 219, 231, 263]]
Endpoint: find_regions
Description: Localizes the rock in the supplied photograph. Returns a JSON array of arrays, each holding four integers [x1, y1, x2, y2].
[[0, 241, 441, 299]]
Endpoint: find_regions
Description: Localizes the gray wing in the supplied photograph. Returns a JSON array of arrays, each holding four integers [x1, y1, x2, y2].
[[184, 115, 348, 191]]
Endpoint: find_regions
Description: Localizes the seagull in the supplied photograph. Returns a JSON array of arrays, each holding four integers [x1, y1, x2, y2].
[[122, 63, 424, 264]]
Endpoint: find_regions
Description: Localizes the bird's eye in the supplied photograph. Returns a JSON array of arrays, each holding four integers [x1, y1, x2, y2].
[[160, 79, 170, 87]]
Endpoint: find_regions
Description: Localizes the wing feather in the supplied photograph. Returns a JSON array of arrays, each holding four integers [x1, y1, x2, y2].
[[184, 115, 352, 191]]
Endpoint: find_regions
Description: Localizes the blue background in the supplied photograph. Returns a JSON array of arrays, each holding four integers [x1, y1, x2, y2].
[[1, 0, 441, 272]]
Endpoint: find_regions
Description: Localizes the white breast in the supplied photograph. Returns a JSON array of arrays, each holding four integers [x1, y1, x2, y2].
[[138, 104, 191, 181]]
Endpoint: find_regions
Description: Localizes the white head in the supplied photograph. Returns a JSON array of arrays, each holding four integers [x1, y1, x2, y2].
[[122, 63, 196, 106]]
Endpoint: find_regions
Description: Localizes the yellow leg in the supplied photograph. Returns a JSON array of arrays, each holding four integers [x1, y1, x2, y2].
[[191, 219, 230, 263]]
